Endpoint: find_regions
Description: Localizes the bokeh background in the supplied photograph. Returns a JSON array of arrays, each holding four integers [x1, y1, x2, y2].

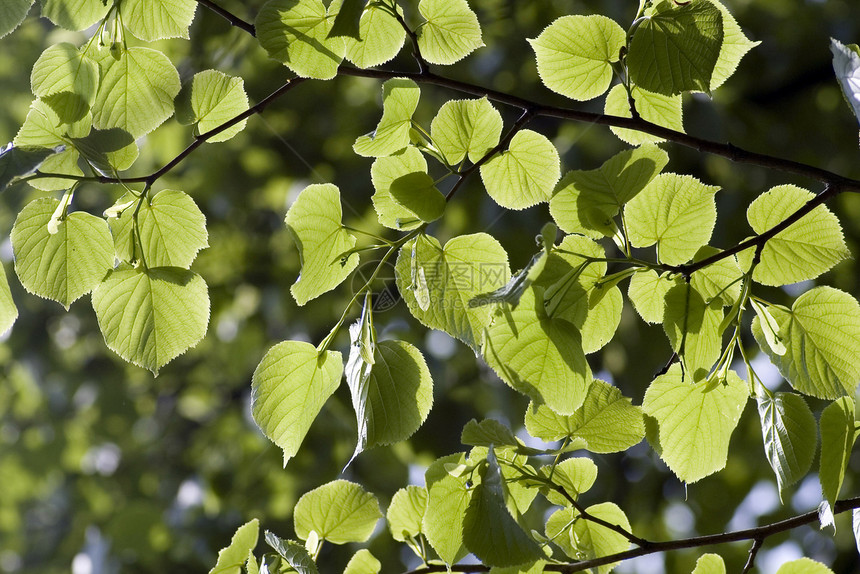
[[1, 0, 860, 572]]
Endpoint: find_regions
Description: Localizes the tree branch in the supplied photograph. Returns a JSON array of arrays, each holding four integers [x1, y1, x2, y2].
[[195, 0, 256, 36]]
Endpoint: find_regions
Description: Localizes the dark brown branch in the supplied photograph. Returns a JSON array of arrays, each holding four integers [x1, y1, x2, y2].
[[195, 0, 256, 36], [741, 538, 764, 574]]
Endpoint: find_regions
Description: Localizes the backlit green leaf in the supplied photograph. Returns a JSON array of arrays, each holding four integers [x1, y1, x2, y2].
[[538, 457, 597, 507], [285, 183, 359, 305], [91, 47, 181, 138], [738, 185, 849, 286], [0, 142, 64, 192], [461, 419, 520, 451], [775, 558, 835, 574], [423, 452, 471, 565], [209, 519, 259, 574], [343, 549, 380, 574], [256, 0, 345, 80], [11, 198, 113, 309], [328, 0, 364, 40], [370, 147, 425, 230], [689, 246, 743, 306], [628, 269, 676, 324], [265, 532, 319, 574], [707, 0, 759, 90], [71, 127, 139, 173], [0, 0, 33, 38], [819, 397, 857, 510], [0, 263, 18, 336], [251, 341, 343, 465], [430, 97, 503, 165], [416, 0, 483, 65], [480, 129, 560, 210], [122, 0, 197, 41], [643, 365, 748, 483], [343, 2, 405, 68], [692, 553, 726, 574], [529, 15, 626, 101], [354, 78, 420, 157], [387, 485, 428, 543], [663, 283, 724, 382], [604, 84, 684, 145], [625, 173, 719, 265], [294, 480, 381, 544], [41, 0, 108, 31], [30, 43, 99, 124], [752, 286, 860, 399], [176, 70, 249, 142], [13, 101, 88, 190], [757, 392, 816, 496], [389, 172, 445, 223], [628, 0, 724, 95], [546, 503, 631, 574]]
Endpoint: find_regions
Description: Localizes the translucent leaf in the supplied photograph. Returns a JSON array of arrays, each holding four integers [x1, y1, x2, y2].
[[692, 553, 726, 574], [250, 341, 343, 465], [92, 266, 209, 374], [343, 2, 405, 68], [41, 0, 108, 31], [108, 190, 208, 268], [430, 97, 503, 165], [0, 0, 33, 38], [628, 269, 676, 324], [663, 283, 724, 382], [389, 172, 446, 222], [0, 263, 18, 336], [0, 142, 64, 192], [525, 380, 645, 453], [628, 0, 724, 95], [11, 198, 112, 309], [819, 397, 857, 511], [14, 99, 90, 147], [71, 127, 139, 173], [395, 233, 510, 349], [122, 0, 197, 41], [538, 457, 597, 506], [707, 0, 759, 90], [91, 47, 181, 138], [462, 450, 542, 567], [461, 419, 520, 450], [285, 183, 359, 305], [480, 129, 560, 210], [387, 485, 428, 542], [30, 43, 99, 124], [643, 365, 748, 483], [756, 392, 816, 496], [354, 78, 420, 157], [328, 0, 364, 40], [176, 70, 249, 142], [604, 84, 684, 145], [370, 147, 425, 230], [294, 480, 382, 544], [529, 15, 626, 101], [774, 558, 835, 574], [689, 246, 743, 307], [209, 519, 260, 574], [470, 250, 547, 311], [265, 532, 319, 574], [256, 0, 345, 80], [738, 185, 849, 286], [489, 561, 546, 574], [750, 299, 786, 356], [832, 38, 860, 124], [625, 173, 719, 265], [482, 286, 592, 415], [343, 549, 380, 574], [549, 144, 668, 238], [751, 287, 860, 399], [546, 503, 631, 574], [423, 453, 471, 565], [416, 0, 483, 65]]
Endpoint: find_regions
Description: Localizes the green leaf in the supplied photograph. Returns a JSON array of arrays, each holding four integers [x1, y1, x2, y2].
[[470, 250, 547, 311], [108, 190, 208, 268], [387, 485, 428, 542], [0, 262, 18, 336], [343, 2, 405, 68], [285, 183, 359, 305], [480, 129, 560, 210], [91, 47, 181, 138], [706, 0, 759, 90], [549, 144, 669, 238], [423, 452, 471, 565], [524, 380, 645, 453], [628, 0, 724, 95], [538, 457, 597, 506], [692, 553, 726, 574], [819, 397, 857, 510], [483, 286, 592, 415], [628, 269, 676, 324], [176, 70, 249, 142], [756, 392, 816, 496], [689, 246, 743, 307], [121, 0, 197, 41], [256, 0, 345, 80], [738, 185, 849, 286], [489, 561, 546, 574], [750, 299, 786, 356], [354, 78, 420, 157], [546, 503, 631, 574], [751, 287, 860, 399], [0, 0, 33, 38], [395, 233, 510, 349], [662, 283, 724, 382], [832, 38, 860, 124], [250, 341, 343, 465], [30, 43, 99, 124], [264, 532, 320, 574], [461, 419, 519, 450], [92, 266, 210, 374], [343, 549, 380, 574], [41, 0, 108, 31], [416, 0, 483, 65], [370, 146, 426, 230], [71, 127, 139, 173], [625, 173, 719, 265], [604, 84, 684, 145], [463, 450, 542, 567], [11, 198, 112, 309], [0, 143, 64, 192], [209, 519, 260, 574], [643, 365, 748, 483], [430, 97, 503, 165], [775, 558, 835, 574], [389, 172, 446, 223], [294, 480, 382, 544], [529, 15, 626, 101], [328, 0, 364, 40]]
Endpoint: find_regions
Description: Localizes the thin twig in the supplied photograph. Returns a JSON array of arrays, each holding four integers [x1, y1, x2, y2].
[[195, 0, 256, 36], [741, 537, 764, 574]]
